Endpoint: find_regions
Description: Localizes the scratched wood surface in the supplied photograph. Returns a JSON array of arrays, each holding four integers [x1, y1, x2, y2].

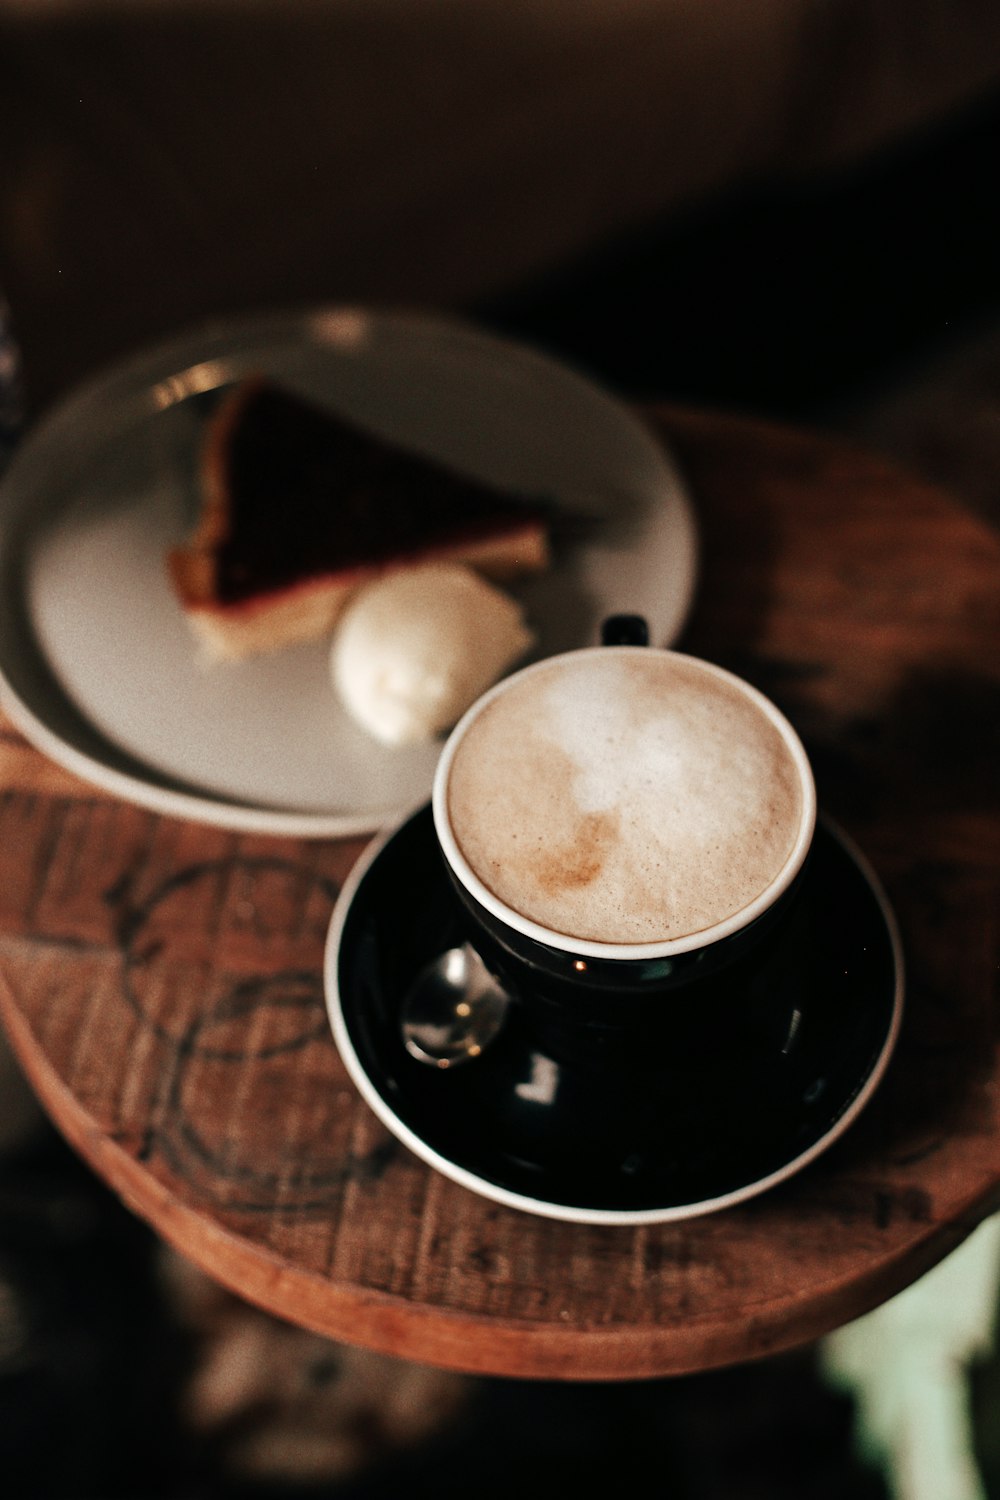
[[0, 408, 997, 1381]]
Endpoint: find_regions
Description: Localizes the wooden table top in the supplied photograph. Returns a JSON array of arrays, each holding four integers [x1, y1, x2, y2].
[[0, 406, 997, 1382]]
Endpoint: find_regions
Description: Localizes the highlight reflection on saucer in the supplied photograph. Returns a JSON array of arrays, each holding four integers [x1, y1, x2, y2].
[[324, 806, 903, 1226]]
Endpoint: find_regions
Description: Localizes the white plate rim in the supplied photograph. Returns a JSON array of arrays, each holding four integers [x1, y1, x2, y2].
[[0, 304, 699, 837]]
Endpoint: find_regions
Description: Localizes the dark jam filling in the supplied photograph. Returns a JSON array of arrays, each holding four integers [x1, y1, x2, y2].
[[213, 384, 541, 604]]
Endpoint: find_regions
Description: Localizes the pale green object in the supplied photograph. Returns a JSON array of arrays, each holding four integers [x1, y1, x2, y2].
[[822, 1214, 1000, 1500]]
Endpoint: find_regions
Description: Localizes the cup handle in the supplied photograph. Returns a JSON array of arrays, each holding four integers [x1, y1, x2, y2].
[[600, 614, 649, 647]]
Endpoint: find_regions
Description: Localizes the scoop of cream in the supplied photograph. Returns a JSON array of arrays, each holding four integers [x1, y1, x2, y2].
[[330, 564, 535, 745]]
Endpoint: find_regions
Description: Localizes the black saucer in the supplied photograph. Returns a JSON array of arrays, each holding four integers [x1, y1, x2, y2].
[[325, 807, 903, 1224]]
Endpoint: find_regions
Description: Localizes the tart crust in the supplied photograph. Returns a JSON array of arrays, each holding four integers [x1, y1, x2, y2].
[[168, 377, 549, 660]]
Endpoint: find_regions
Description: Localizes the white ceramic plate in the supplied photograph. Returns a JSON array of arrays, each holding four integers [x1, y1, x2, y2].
[[0, 307, 698, 836]]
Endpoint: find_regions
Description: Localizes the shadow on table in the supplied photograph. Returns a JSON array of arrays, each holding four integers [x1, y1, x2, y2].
[[0, 1126, 894, 1500]]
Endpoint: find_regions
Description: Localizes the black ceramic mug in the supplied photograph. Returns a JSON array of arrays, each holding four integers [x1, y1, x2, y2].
[[431, 624, 816, 1073]]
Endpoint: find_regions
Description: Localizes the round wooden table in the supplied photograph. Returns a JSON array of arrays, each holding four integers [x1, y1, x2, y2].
[[0, 408, 997, 1381]]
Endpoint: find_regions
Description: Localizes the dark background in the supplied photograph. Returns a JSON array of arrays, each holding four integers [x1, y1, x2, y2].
[[1, 82, 999, 1499]]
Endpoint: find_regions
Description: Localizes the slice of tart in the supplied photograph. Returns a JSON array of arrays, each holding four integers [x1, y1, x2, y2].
[[167, 376, 550, 661]]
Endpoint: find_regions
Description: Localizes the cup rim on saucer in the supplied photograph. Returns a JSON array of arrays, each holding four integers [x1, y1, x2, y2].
[[432, 647, 817, 962]]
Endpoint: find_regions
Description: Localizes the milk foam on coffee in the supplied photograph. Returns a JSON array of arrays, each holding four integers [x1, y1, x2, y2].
[[443, 651, 809, 946]]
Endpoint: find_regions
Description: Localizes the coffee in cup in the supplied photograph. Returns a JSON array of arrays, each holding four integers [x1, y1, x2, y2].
[[435, 647, 815, 961]]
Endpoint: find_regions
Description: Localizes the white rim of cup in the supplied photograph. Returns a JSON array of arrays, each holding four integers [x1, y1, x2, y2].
[[432, 647, 818, 962]]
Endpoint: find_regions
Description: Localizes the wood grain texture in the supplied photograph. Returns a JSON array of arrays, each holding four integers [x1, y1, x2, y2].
[[0, 407, 997, 1380]]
